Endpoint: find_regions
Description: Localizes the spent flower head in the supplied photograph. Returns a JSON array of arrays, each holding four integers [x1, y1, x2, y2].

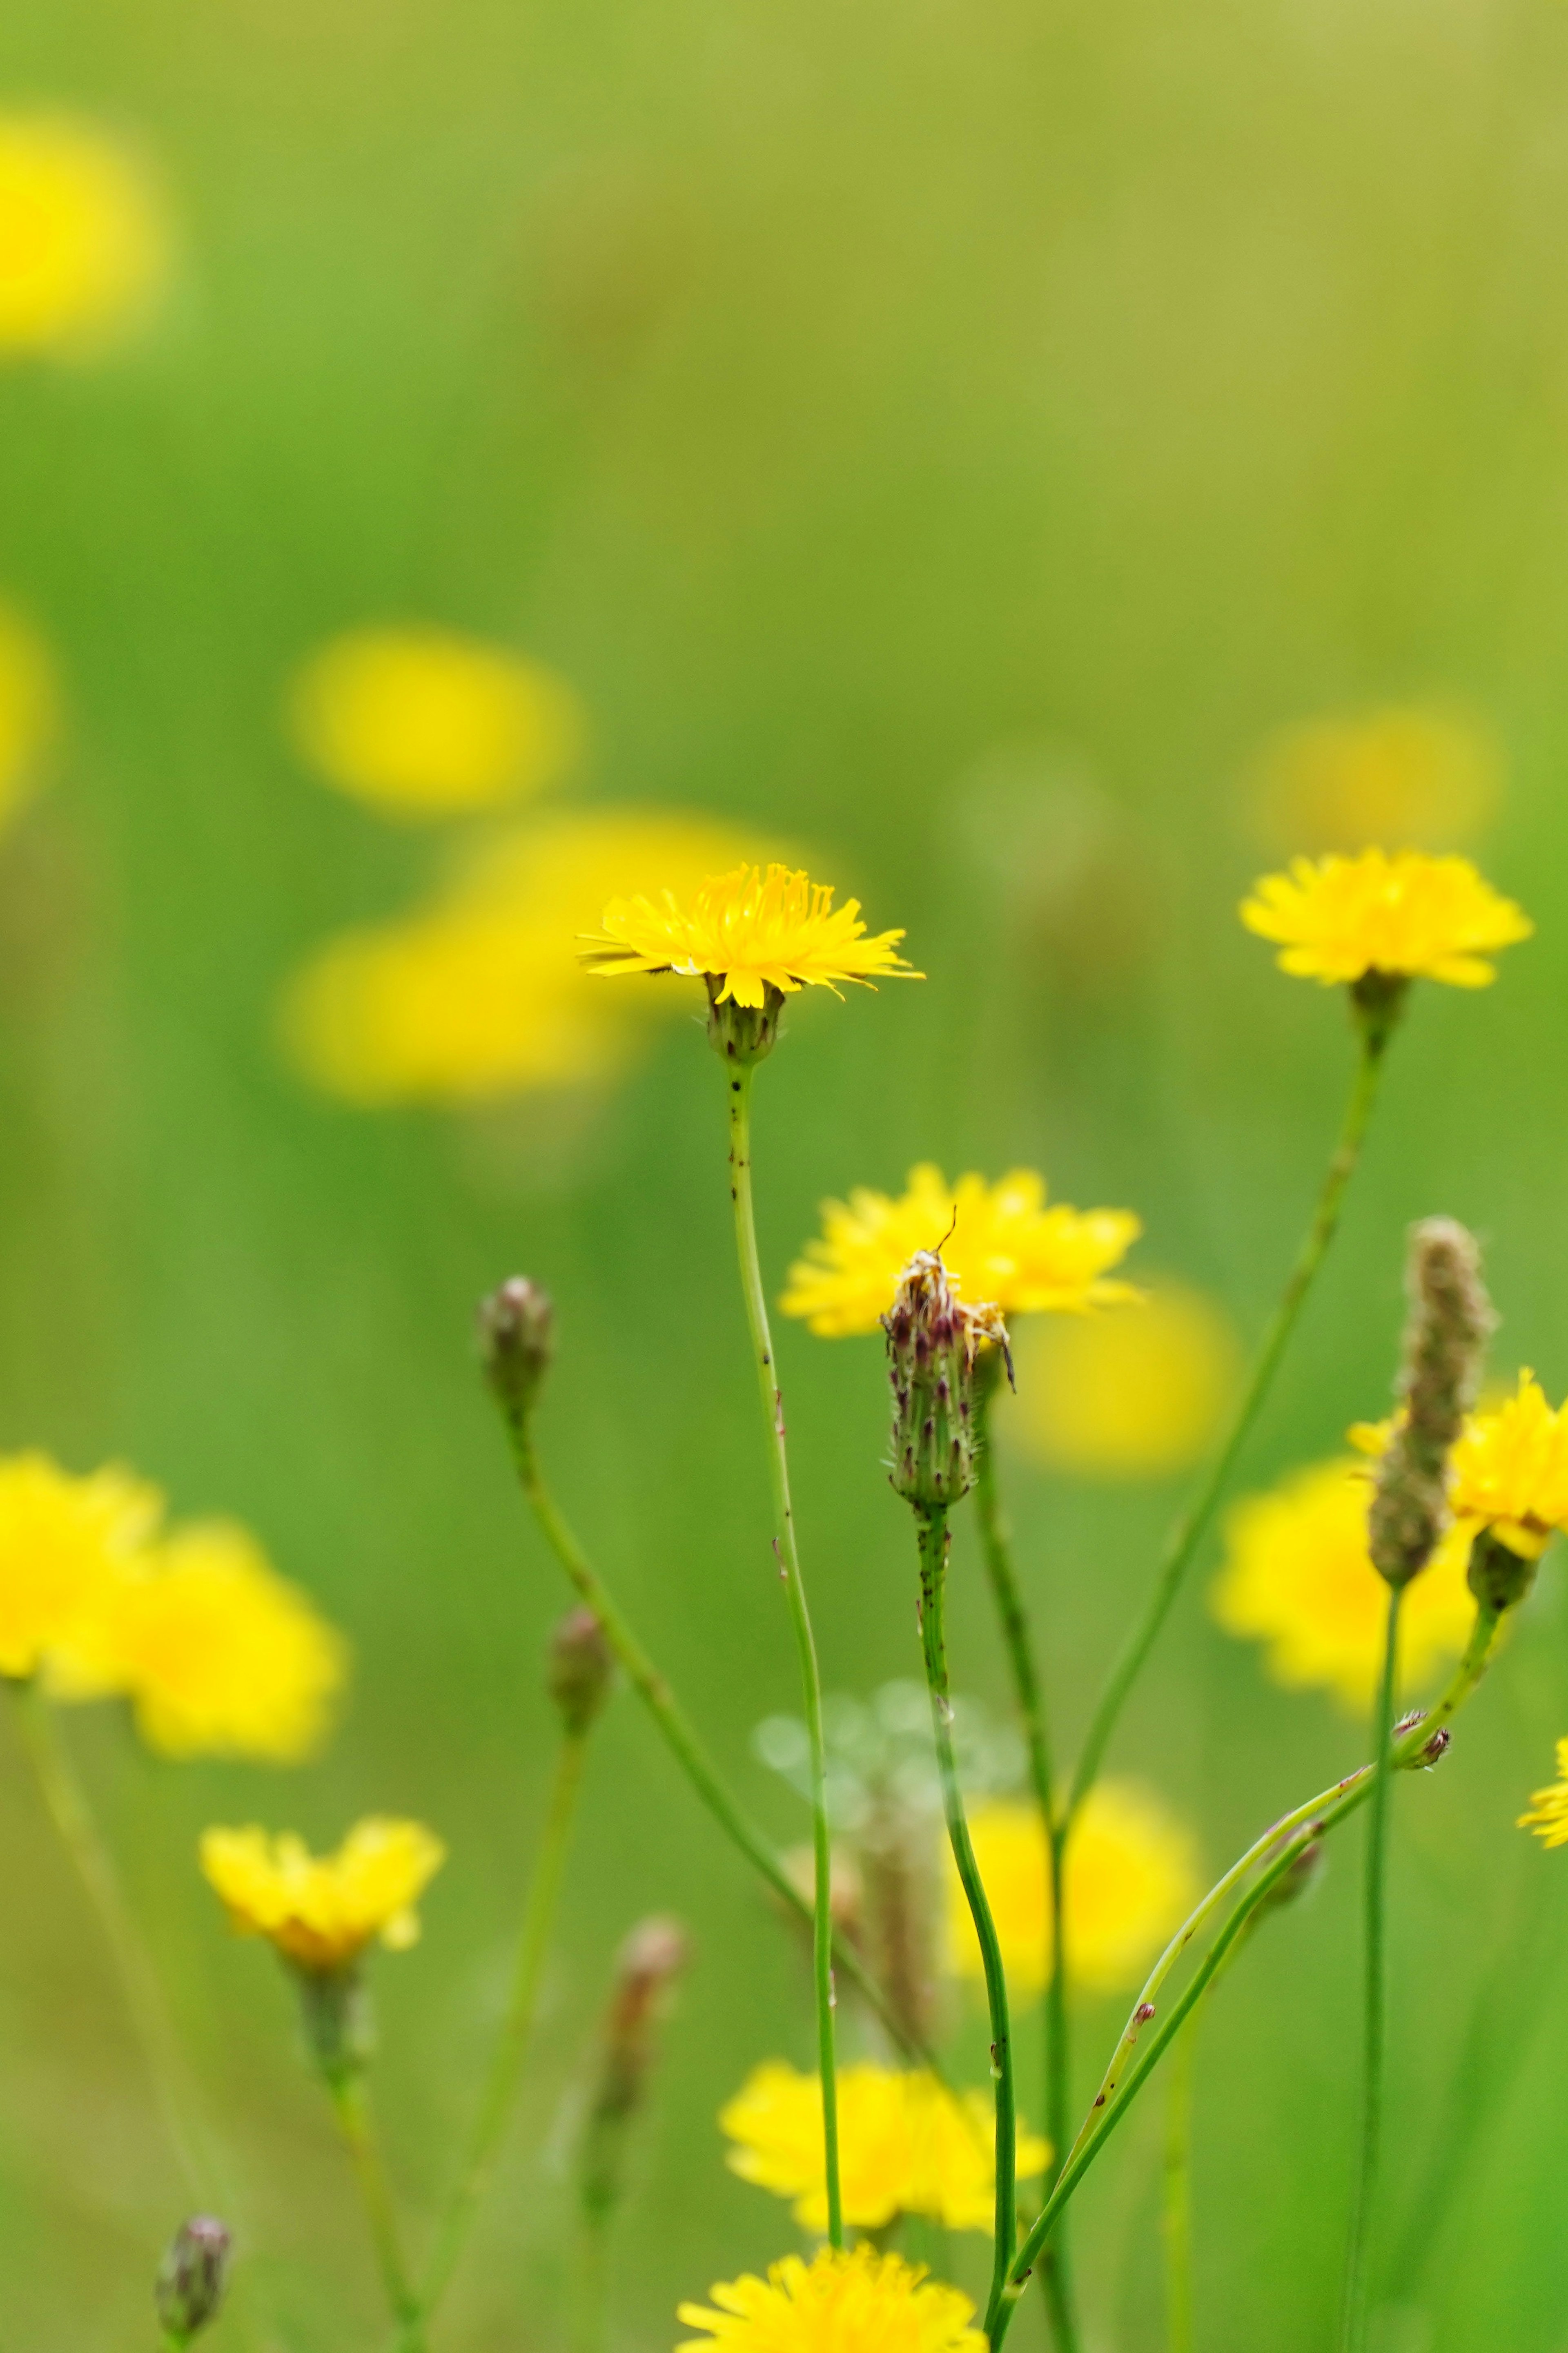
[[200, 1817, 444, 1973], [1240, 848, 1530, 990], [1367, 1218, 1492, 1588], [677, 2243, 984, 2353]]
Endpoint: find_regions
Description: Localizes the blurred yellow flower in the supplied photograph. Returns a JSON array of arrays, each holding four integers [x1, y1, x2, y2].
[[678, 2245, 983, 2353], [0, 602, 58, 827], [1212, 1458, 1474, 1712], [0, 1452, 160, 1680], [1009, 1282, 1238, 1479], [1518, 1739, 1568, 1847], [289, 627, 585, 818], [1247, 704, 1502, 855], [1447, 1373, 1568, 1561], [580, 862, 919, 1009], [719, 2059, 1047, 2235], [200, 1818, 444, 1971], [0, 113, 168, 356], [780, 1164, 1140, 1338], [282, 809, 765, 1103], [1240, 849, 1530, 987], [948, 1789, 1198, 1996]]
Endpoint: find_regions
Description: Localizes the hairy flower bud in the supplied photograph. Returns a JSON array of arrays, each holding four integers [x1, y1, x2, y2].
[[1368, 1218, 1493, 1588], [883, 1253, 1009, 1512], [478, 1277, 554, 1428], [548, 1606, 615, 1736], [1466, 1525, 1539, 1616], [155, 2216, 231, 2342]]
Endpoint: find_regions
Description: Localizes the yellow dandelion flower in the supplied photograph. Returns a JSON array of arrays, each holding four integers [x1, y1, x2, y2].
[[282, 810, 766, 1103], [200, 1818, 444, 1972], [0, 602, 58, 829], [1447, 1374, 1568, 1561], [780, 1164, 1140, 1338], [289, 627, 585, 818], [719, 2059, 1048, 2235], [947, 1789, 1198, 1997], [0, 113, 168, 356], [580, 862, 920, 1009], [1239, 848, 1530, 988], [1009, 1282, 1238, 1479], [1519, 1739, 1568, 1847], [677, 2244, 984, 2353], [1212, 1458, 1475, 1712], [1247, 704, 1502, 856], [0, 1452, 160, 1680]]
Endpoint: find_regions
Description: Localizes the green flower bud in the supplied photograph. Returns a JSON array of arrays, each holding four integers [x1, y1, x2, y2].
[[155, 2215, 231, 2342], [706, 978, 784, 1067], [1467, 1525, 1539, 1615], [883, 1253, 1009, 1512], [478, 1278, 554, 1428], [548, 1607, 615, 1736], [294, 1961, 374, 2084]]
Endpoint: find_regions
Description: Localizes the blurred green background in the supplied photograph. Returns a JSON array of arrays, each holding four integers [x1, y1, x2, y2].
[[2, 0, 1568, 2346]]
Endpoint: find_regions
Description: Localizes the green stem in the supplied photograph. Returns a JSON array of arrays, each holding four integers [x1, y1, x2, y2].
[[725, 1061, 841, 2248], [574, 2212, 611, 2353], [916, 1506, 1016, 2336], [1339, 1582, 1405, 2353], [1069, 1021, 1392, 1821], [1162, 2003, 1198, 2353], [327, 2071, 422, 2341]]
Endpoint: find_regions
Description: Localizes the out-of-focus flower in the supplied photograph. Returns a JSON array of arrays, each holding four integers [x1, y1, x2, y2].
[[1519, 1739, 1568, 1847], [0, 1453, 160, 1680], [199, 1818, 444, 1971], [780, 1164, 1140, 1338], [1212, 1458, 1474, 1712], [0, 112, 168, 356], [1246, 704, 1503, 855], [719, 2059, 1048, 2234], [948, 1789, 1198, 1996], [281, 810, 764, 1103], [289, 628, 585, 818], [1010, 1282, 1238, 1479], [1446, 1373, 1568, 1561], [580, 862, 918, 1010], [0, 603, 58, 828], [678, 2245, 984, 2353], [1240, 850, 1530, 988]]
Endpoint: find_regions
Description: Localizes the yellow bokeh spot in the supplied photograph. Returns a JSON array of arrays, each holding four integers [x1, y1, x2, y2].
[[1009, 1281, 1239, 1479], [1246, 703, 1502, 854], [0, 113, 168, 356], [289, 627, 586, 816], [0, 603, 58, 827]]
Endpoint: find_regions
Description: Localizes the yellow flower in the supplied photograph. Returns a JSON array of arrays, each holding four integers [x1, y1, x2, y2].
[[0, 113, 168, 356], [0, 603, 58, 829], [677, 2245, 984, 2353], [200, 1818, 444, 1971], [1239, 849, 1530, 987], [1009, 1282, 1238, 1479], [1212, 1458, 1475, 1712], [1246, 704, 1502, 855], [580, 863, 920, 1009], [947, 1789, 1199, 1997], [1518, 1739, 1568, 1848], [1446, 1374, 1568, 1561], [719, 2060, 1048, 2235], [289, 628, 585, 817], [780, 1164, 1140, 1338], [0, 1452, 160, 1680], [282, 810, 766, 1102]]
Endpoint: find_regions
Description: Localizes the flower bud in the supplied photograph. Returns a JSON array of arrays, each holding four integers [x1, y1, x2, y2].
[[294, 1962, 374, 2083], [1467, 1525, 1539, 1615], [1257, 1834, 1325, 1914], [706, 978, 784, 1066], [155, 2215, 231, 2342], [883, 1253, 1009, 1512], [548, 1606, 615, 1736], [478, 1278, 554, 1429], [1369, 1219, 1492, 1588], [581, 1914, 691, 2226]]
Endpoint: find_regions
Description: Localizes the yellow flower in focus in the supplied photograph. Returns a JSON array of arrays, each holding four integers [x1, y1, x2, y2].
[[1518, 1739, 1568, 1847], [200, 1818, 444, 1971], [1212, 1459, 1475, 1712], [948, 1789, 1198, 1997], [677, 2245, 984, 2353], [282, 810, 766, 1103], [780, 1164, 1140, 1338], [719, 2059, 1048, 2234], [0, 1452, 160, 1679], [1009, 1282, 1238, 1479], [1448, 1374, 1568, 1561], [1247, 704, 1502, 855], [0, 603, 58, 828], [580, 862, 920, 1009], [0, 113, 168, 356], [289, 628, 585, 818], [1240, 849, 1530, 987]]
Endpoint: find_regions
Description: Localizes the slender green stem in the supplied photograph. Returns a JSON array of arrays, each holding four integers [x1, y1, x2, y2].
[[416, 1728, 589, 2324], [575, 2212, 612, 2353], [327, 2072, 421, 2340], [1339, 1582, 1405, 2353], [1069, 1023, 1392, 1820], [916, 1506, 1016, 2335], [725, 1062, 841, 2248], [1162, 2006, 1198, 2353]]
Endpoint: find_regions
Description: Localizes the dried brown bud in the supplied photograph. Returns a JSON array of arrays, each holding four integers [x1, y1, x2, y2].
[[1368, 1218, 1492, 1588], [478, 1278, 554, 1427], [581, 1914, 691, 2224], [548, 1607, 615, 1736], [155, 2216, 232, 2341], [883, 1253, 1009, 1512]]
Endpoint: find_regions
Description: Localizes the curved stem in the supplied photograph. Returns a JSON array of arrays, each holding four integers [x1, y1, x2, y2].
[[726, 1062, 841, 2248], [916, 1507, 1016, 2336], [1069, 1025, 1392, 1820], [1339, 1583, 1405, 2353], [1162, 2005, 1199, 2353], [327, 2072, 421, 2341]]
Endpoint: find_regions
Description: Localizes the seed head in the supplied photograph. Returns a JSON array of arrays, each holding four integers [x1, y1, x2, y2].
[[1368, 1218, 1492, 1588], [478, 1277, 554, 1428], [883, 1252, 1009, 1512], [155, 2215, 231, 2341], [548, 1606, 615, 1736]]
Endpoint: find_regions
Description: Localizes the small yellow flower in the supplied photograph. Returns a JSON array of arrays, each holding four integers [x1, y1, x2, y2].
[[780, 1164, 1139, 1338], [719, 2059, 1048, 2235], [200, 1818, 445, 1972], [0, 113, 168, 356], [1009, 1282, 1238, 1479], [1239, 849, 1530, 988], [1518, 1738, 1568, 1847], [1246, 704, 1502, 855], [1447, 1373, 1568, 1561], [0, 1452, 160, 1680], [289, 627, 585, 817], [677, 2245, 984, 2353], [948, 1788, 1198, 1996], [0, 602, 58, 829], [580, 862, 920, 1009], [1212, 1458, 1475, 1712]]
